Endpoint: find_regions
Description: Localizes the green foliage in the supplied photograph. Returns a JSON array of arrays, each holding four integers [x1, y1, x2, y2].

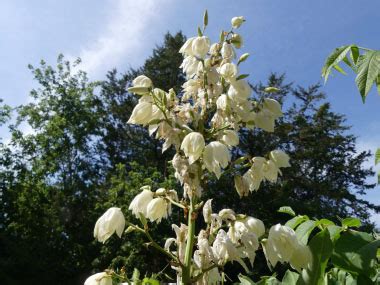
[[322, 45, 380, 101]]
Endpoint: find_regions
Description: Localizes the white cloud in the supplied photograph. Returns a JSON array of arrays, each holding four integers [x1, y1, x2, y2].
[[73, 0, 173, 77]]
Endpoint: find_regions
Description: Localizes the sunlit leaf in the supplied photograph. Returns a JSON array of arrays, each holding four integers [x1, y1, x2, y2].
[[355, 50, 380, 102]]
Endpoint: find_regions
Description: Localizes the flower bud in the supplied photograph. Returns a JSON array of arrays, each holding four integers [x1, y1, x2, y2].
[[245, 217, 265, 238], [231, 33, 243, 49], [180, 132, 205, 164], [203, 199, 213, 224], [84, 272, 112, 285], [218, 209, 236, 221], [231, 16, 245, 29], [234, 175, 250, 197], [209, 43, 220, 55], [94, 207, 126, 243], [146, 197, 169, 223], [128, 188, 154, 218]]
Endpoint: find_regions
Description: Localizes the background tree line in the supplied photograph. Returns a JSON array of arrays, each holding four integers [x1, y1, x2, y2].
[[0, 32, 378, 284]]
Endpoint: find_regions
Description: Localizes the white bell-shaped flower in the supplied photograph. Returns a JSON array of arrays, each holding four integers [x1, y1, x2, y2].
[[146, 197, 169, 223], [203, 141, 231, 178], [219, 63, 238, 82], [228, 79, 251, 102], [270, 150, 291, 168], [179, 37, 196, 56], [220, 130, 239, 147], [221, 42, 236, 60], [264, 98, 283, 118], [127, 101, 152, 125], [191, 36, 211, 58], [128, 187, 154, 218], [262, 159, 280, 182], [244, 217, 265, 238], [290, 243, 312, 272], [180, 132, 205, 164], [132, 75, 153, 88], [180, 55, 200, 78], [94, 207, 125, 243], [84, 272, 112, 285]]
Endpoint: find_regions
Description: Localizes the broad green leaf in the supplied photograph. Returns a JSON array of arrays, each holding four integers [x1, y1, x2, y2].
[[278, 206, 296, 217], [355, 50, 380, 102], [142, 277, 159, 285], [332, 230, 380, 278], [375, 148, 380, 165], [318, 218, 335, 226], [297, 229, 333, 285], [286, 215, 309, 230], [295, 220, 318, 244], [333, 65, 347, 75], [341, 217, 361, 228], [326, 225, 343, 242], [322, 45, 352, 82], [350, 45, 360, 64], [282, 270, 299, 284]]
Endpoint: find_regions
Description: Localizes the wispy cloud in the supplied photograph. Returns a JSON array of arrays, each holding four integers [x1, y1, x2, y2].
[[73, 0, 173, 77]]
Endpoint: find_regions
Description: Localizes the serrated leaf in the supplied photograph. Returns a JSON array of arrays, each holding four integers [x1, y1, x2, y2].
[[333, 64, 347, 75], [341, 217, 361, 228], [355, 50, 380, 102], [350, 45, 360, 64], [295, 220, 318, 244], [236, 74, 249, 81], [332, 230, 380, 278], [376, 148, 380, 165], [278, 206, 296, 216], [297, 229, 333, 285], [285, 215, 309, 229], [322, 45, 352, 82]]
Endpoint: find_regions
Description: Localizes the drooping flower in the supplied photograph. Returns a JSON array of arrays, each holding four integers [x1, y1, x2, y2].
[[244, 217, 265, 238], [84, 272, 112, 285], [228, 79, 251, 102], [231, 16, 245, 29], [219, 62, 238, 82], [263, 224, 311, 272], [270, 150, 291, 168], [128, 187, 154, 218], [234, 175, 250, 197], [179, 37, 196, 55], [221, 42, 236, 60], [203, 141, 231, 178], [220, 130, 239, 147], [127, 101, 153, 125], [180, 132, 205, 164], [191, 36, 211, 58], [132, 75, 153, 88], [146, 197, 169, 223], [94, 207, 125, 243]]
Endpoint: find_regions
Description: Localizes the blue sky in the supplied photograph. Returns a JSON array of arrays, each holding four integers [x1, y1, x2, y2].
[[1, 0, 380, 222]]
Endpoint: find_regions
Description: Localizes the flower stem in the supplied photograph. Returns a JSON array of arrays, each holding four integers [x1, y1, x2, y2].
[[182, 198, 196, 284]]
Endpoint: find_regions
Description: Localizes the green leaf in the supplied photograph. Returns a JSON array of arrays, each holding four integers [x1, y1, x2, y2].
[[197, 26, 203, 37], [375, 148, 380, 165], [355, 50, 380, 102], [295, 220, 318, 244], [333, 64, 347, 75], [332, 230, 380, 278], [341, 217, 361, 228], [318, 218, 335, 226], [376, 76, 380, 95], [236, 74, 250, 81], [285, 215, 309, 229], [238, 274, 256, 285], [203, 10, 208, 27], [322, 45, 352, 82], [278, 206, 296, 216], [282, 270, 299, 284], [350, 45, 360, 64], [326, 225, 343, 242], [220, 30, 225, 42], [297, 229, 333, 285]]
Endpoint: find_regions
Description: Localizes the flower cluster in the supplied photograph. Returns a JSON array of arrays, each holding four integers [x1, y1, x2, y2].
[[87, 12, 312, 285]]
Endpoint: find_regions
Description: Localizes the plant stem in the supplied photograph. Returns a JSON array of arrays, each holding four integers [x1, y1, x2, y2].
[[182, 198, 196, 284]]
